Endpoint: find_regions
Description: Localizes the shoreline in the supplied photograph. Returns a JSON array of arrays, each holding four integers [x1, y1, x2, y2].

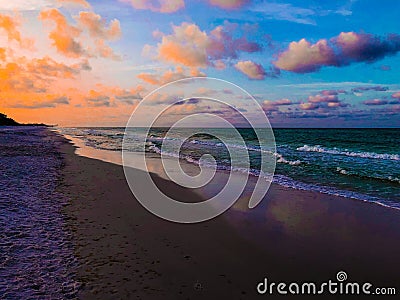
[[60, 130, 400, 212], [52, 127, 400, 298]]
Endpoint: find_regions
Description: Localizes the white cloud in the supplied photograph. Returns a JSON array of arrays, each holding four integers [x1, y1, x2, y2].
[[250, 2, 316, 25]]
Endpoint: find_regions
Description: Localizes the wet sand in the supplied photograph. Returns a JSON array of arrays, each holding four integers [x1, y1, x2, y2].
[[55, 129, 400, 299]]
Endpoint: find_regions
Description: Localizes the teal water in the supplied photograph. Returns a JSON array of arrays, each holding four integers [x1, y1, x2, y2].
[[59, 127, 400, 209]]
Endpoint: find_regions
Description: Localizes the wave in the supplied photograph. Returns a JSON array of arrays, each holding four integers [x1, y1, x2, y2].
[[271, 174, 400, 210], [336, 167, 400, 184], [148, 143, 301, 166], [150, 143, 400, 209], [297, 145, 400, 161]]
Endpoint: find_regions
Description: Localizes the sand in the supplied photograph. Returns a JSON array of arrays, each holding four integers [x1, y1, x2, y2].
[[54, 130, 400, 299]]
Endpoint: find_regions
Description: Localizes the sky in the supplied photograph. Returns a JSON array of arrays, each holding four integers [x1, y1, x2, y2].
[[0, 0, 399, 127]]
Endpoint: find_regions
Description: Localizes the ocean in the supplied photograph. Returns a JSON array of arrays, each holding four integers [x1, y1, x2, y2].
[[59, 127, 400, 210]]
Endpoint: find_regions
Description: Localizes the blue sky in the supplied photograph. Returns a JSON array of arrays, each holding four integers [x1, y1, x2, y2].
[[1, 0, 399, 127]]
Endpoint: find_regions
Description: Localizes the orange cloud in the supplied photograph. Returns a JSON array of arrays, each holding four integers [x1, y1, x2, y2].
[[137, 66, 205, 85], [84, 84, 145, 107], [39, 9, 84, 58], [39, 9, 122, 59], [0, 13, 33, 48], [0, 54, 90, 111], [0, 48, 6, 61], [235, 60, 265, 79], [93, 39, 120, 59], [146, 22, 261, 69], [122, 0, 185, 13], [156, 23, 209, 67]]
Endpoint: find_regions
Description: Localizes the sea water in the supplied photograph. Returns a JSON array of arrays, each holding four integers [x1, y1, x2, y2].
[[59, 127, 400, 209]]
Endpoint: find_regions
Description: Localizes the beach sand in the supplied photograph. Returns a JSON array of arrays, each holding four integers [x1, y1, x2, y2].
[[53, 129, 400, 299]]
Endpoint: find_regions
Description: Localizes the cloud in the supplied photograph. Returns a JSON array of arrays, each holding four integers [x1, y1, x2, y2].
[[114, 90, 143, 104], [363, 99, 388, 106], [93, 39, 120, 60], [268, 99, 293, 106], [213, 60, 226, 70], [0, 13, 33, 48], [308, 94, 339, 103], [39, 9, 84, 58], [76, 12, 121, 40], [250, 2, 316, 25], [0, 1, 55, 11], [379, 65, 391, 71], [26, 56, 86, 79], [154, 23, 209, 67], [299, 103, 319, 110], [320, 89, 346, 96], [208, 0, 249, 10], [84, 85, 145, 107], [263, 98, 294, 111], [39, 9, 122, 59], [0, 48, 6, 61], [334, 32, 400, 64], [138, 66, 205, 85], [273, 38, 335, 73], [351, 85, 388, 93], [0, 56, 86, 94], [274, 32, 400, 73], [57, 0, 91, 8], [207, 23, 261, 60], [299, 92, 348, 111], [0, 53, 90, 111], [392, 92, 400, 99], [145, 22, 261, 68], [121, 0, 185, 13], [8, 95, 70, 109], [235, 60, 265, 80], [85, 90, 111, 107]]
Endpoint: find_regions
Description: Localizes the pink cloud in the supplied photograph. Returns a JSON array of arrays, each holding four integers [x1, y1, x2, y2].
[[299, 103, 319, 110], [363, 99, 388, 106], [392, 92, 400, 99], [57, 0, 91, 8], [274, 32, 400, 73], [235, 60, 265, 80], [302, 92, 348, 110], [122, 0, 184, 13], [208, 0, 249, 9], [273, 38, 335, 73], [271, 99, 293, 106], [137, 66, 205, 85], [262, 98, 293, 111], [76, 12, 121, 40], [308, 94, 339, 103]]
